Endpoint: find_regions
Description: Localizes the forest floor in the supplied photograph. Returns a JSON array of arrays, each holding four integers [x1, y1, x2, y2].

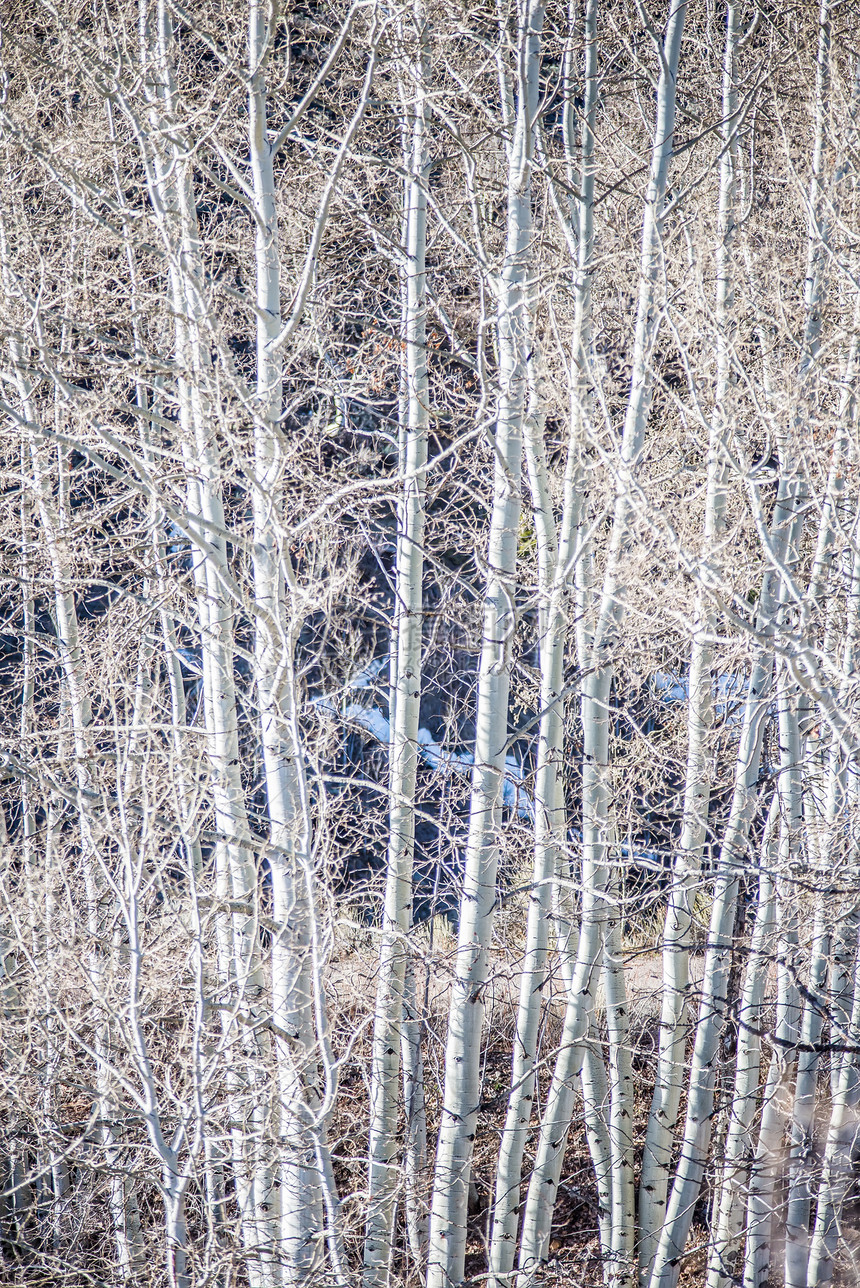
[[329, 913, 860, 1286], [328, 917, 715, 1286]]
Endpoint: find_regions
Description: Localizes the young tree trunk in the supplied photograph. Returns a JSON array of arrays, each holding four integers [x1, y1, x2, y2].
[[806, 951, 860, 1287], [705, 799, 778, 1288], [805, 535, 860, 1287], [364, 8, 430, 1279], [518, 6, 686, 1281], [488, 9, 598, 1276], [638, 2, 738, 1270], [401, 955, 428, 1269], [248, 3, 328, 1276], [137, 5, 277, 1273], [426, 5, 545, 1282], [649, 482, 806, 1288]]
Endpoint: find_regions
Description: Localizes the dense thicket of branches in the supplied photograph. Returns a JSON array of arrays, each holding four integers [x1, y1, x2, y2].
[[1, 1, 859, 1286]]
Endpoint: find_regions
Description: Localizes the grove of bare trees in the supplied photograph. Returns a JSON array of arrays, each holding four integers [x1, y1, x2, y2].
[[1, 0, 859, 1285]]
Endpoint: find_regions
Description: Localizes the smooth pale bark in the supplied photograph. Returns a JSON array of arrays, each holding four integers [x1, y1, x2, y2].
[[15, 445, 40, 1252], [705, 800, 778, 1288], [602, 861, 636, 1287], [517, 6, 686, 1283], [426, 6, 545, 1283], [245, 12, 380, 1279], [738, 782, 801, 1288], [488, 9, 597, 1279], [784, 897, 828, 1287], [742, 681, 811, 1288], [742, 1049, 792, 1288], [806, 946, 860, 1286], [364, 12, 430, 1280], [581, 12, 687, 1273], [558, 0, 613, 1255], [515, 839, 608, 1285], [647, 655, 774, 1288], [489, 362, 562, 1288], [247, 4, 336, 1276], [136, 6, 277, 1274], [638, 3, 738, 1272], [488, 373, 562, 1286], [804, 537, 860, 1287], [401, 957, 429, 1268], [649, 465, 807, 1288], [739, 660, 805, 1288]]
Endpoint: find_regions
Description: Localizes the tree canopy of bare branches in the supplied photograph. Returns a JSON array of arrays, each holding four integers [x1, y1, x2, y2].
[[1, 1, 860, 1286]]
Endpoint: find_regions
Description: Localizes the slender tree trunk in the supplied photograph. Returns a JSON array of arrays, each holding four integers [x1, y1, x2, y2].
[[488, 8, 598, 1280], [137, 5, 277, 1274], [705, 799, 778, 1288], [426, 6, 545, 1282], [401, 955, 428, 1269], [805, 534, 860, 1287], [517, 6, 686, 1281], [638, 3, 738, 1270], [247, 4, 332, 1278], [783, 895, 829, 1287], [806, 942, 860, 1287], [364, 9, 430, 1279], [649, 476, 806, 1288]]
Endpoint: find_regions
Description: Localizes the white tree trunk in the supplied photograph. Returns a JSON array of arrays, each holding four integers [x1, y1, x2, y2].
[[705, 799, 778, 1288], [364, 9, 430, 1279], [517, 6, 686, 1281], [488, 0, 598, 1258], [649, 480, 806, 1288], [426, 5, 545, 1282], [638, 2, 738, 1270], [137, 5, 276, 1274]]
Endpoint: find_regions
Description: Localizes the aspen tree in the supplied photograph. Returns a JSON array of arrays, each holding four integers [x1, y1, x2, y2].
[[426, 4, 546, 1283], [704, 799, 778, 1288], [3, 2, 860, 1285], [518, 5, 686, 1281], [248, 0, 326, 1271], [138, 13, 279, 1271], [488, 3, 598, 1281], [364, 6, 430, 1279], [638, 3, 739, 1271], [806, 554, 860, 1287]]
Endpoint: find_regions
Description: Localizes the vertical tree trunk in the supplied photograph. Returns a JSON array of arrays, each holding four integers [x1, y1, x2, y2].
[[364, 7, 430, 1279], [805, 536, 860, 1287], [488, 7, 597, 1280], [806, 951, 860, 1287], [638, 2, 738, 1270], [517, 6, 686, 1281], [705, 799, 778, 1288], [401, 955, 429, 1268], [649, 486, 806, 1288], [426, 5, 545, 1283], [248, 3, 325, 1278], [137, 4, 276, 1274]]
